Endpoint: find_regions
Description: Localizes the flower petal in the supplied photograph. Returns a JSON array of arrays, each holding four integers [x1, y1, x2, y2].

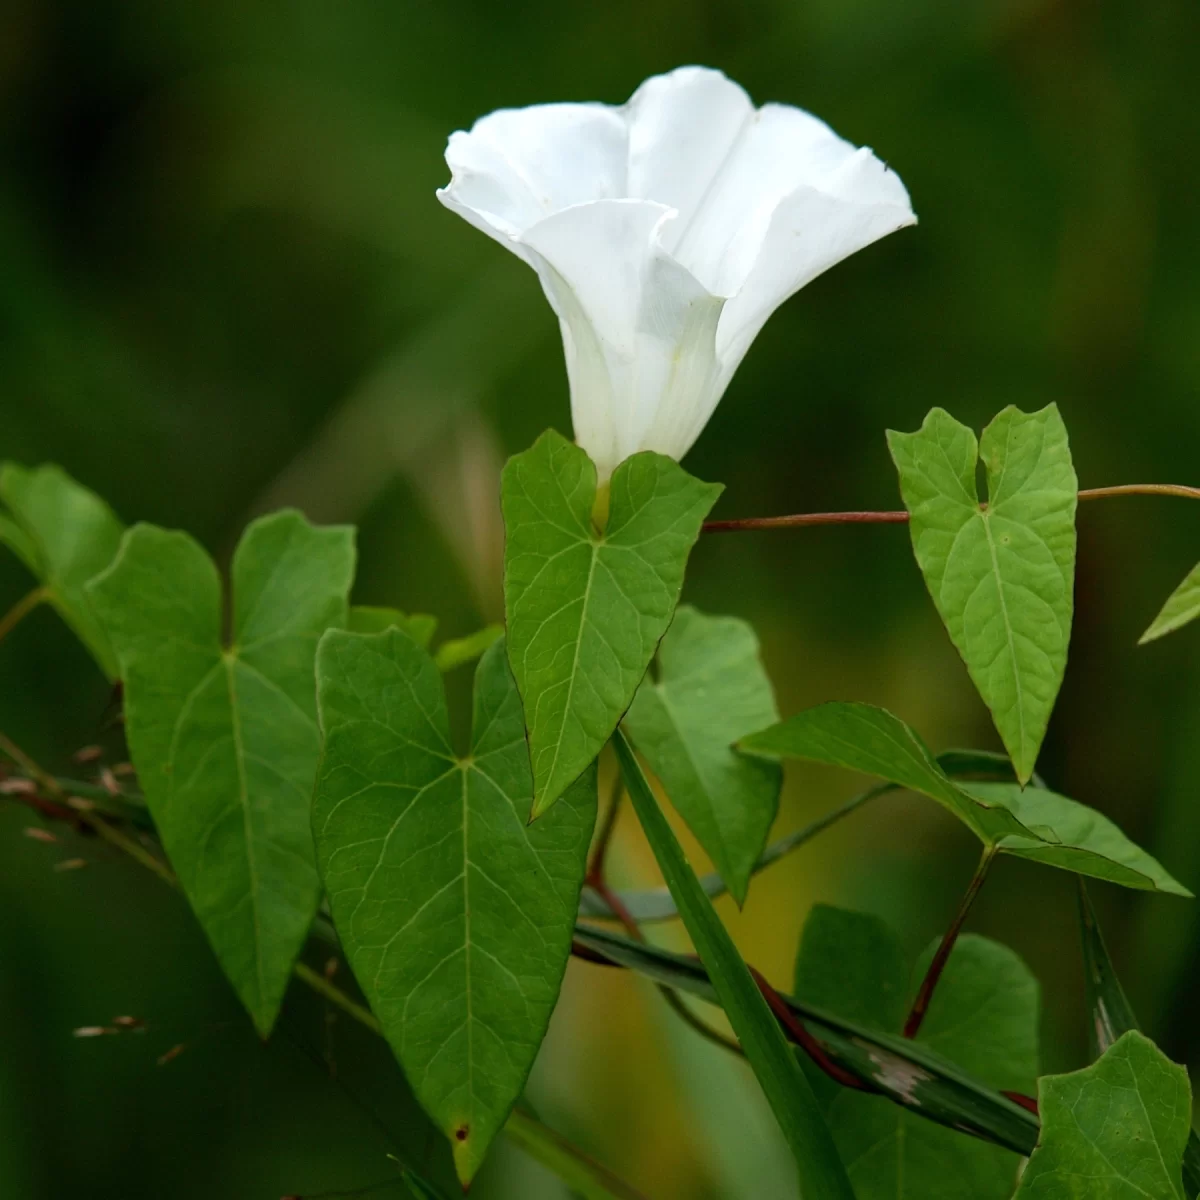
[[623, 67, 754, 255], [715, 149, 915, 373], [670, 102, 907, 296], [437, 103, 627, 246], [520, 200, 725, 480]]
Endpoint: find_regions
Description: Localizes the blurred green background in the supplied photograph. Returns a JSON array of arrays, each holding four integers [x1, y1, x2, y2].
[[2, 1, 1200, 1196]]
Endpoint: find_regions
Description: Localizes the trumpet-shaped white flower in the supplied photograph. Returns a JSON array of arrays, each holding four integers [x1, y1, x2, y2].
[[438, 66, 916, 482]]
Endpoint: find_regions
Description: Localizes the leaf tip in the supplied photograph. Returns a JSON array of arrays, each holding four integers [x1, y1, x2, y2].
[[450, 1123, 479, 1188]]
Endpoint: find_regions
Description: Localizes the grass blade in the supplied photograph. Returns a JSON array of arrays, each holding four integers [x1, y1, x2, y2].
[[613, 730, 855, 1199]]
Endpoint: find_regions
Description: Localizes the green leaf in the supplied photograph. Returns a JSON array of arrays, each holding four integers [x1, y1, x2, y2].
[[1077, 883, 1200, 1197], [966, 782, 1190, 895], [87, 511, 355, 1035], [612, 730, 855, 1199], [347, 605, 437, 647], [742, 702, 1188, 894], [622, 605, 781, 905], [313, 632, 596, 1185], [502, 431, 721, 818], [795, 906, 1038, 1199], [574, 923, 1040, 1157], [434, 623, 504, 673], [795, 905, 909, 1034], [888, 406, 1077, 782], [1141, 563, 1200, 645], [0, 462, 126, 677], [1016, 1031, 1190, 1199]]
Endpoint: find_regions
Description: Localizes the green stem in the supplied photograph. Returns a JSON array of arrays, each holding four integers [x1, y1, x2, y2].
[[504, 1108, 649, 1200], [903, 845, 998, 1038], [293, 961, 381, 1032], [0, 587, 47, 644]]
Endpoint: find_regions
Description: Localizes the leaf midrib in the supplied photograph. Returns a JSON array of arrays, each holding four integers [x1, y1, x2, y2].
[[224, 652, 267, 1015], [979, 510, 1026, 768], [538, 537, 600, 801], [460, 763, 475, 1135]]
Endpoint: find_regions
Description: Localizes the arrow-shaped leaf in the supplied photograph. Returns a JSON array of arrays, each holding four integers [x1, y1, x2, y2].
[[502, 430, 721, 818], [313, 630, 596, 1185], [623, 605, 781, 905], [87, 511, 355, 1034], [888, 406, 1077, 782], [741, 703, 1189, 894], [0, 462, 125, 677]]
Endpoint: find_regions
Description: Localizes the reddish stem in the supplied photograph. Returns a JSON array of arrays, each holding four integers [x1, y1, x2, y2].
[[701, 483, 1200, 534], [903, 847, 997, 1039], [1002, 1090, 1040, 1116], [747, 965, 875, 1093], [703, 511, 908, 533]]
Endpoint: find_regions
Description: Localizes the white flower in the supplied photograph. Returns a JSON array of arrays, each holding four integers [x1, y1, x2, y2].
[[438, 66, 916, 482]]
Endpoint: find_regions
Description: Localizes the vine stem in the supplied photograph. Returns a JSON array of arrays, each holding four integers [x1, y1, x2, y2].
[[702, 483, 1200, 534], [903, 845, 998, 1039], [586, 771, 625, 886], [0, 587, 47, 644]]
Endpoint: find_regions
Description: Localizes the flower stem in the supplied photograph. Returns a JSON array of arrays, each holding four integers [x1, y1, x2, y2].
[[902, 846, 998, 1039], [0, 587, 47, 645], [702, 482, 1200, 534]]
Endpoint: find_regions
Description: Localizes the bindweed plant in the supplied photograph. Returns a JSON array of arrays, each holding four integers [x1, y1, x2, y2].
[[4, 67, 1200, 1199]]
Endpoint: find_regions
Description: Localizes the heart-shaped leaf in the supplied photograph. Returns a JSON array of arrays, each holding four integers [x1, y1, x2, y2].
[[888, 406, 1077, 783], [1141, 563, 1200, 645], [794, 905, 1039, 1199], [502, 430, 721, 817], [87, 510, 355, 1034], [622, 605, 781, 905], [1016, 1031, 1190, 1199], [313, 630, 596, 1184], [741, 703, 1188, 894], [0, 462, 125, 677]]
